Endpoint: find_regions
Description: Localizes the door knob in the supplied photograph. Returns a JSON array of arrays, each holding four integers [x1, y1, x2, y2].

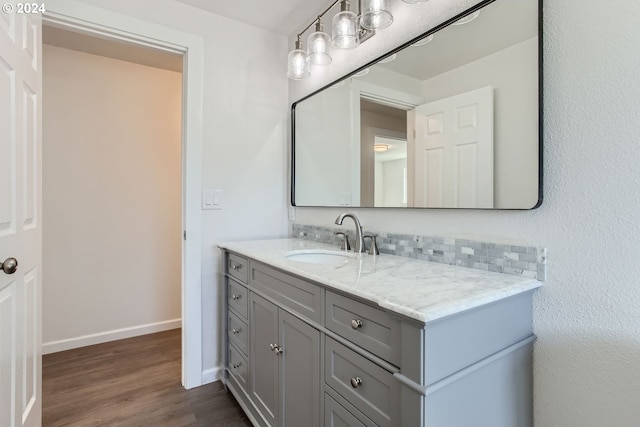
[[0, 257, 18, 275]]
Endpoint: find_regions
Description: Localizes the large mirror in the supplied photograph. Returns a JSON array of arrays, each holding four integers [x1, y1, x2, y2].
[[292, 0, 542, 209]]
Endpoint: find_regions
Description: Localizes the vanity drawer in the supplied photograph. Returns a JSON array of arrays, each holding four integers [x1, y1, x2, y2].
[[325, 392, 378, 427], [227, 253, 248, 284], [326, 291, 401, 366], [227, 279, 248, 319], [250, 261, 323, 323], [228, 343, 249, 393], [325, 337, 399, 427], [228, 310, 248, 356]]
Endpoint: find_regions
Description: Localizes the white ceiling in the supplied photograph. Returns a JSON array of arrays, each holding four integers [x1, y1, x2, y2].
[[173, 0, 329, 36], [377, 0, 538, 81]]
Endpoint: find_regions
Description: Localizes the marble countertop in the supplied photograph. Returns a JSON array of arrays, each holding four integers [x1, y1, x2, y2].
[[218, 238, 542, 323]]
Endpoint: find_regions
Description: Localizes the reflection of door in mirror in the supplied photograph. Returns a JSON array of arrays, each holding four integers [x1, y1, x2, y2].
[[412, 86, 494, 208], [360, 99, 408, 207]]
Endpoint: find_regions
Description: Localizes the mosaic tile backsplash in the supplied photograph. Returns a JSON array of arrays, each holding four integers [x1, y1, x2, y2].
[[291, 223, 547, 281]]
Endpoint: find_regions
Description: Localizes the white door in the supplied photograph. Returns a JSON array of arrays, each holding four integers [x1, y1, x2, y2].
[[413, 86, 494, 208], [0, 8, 42, 427]]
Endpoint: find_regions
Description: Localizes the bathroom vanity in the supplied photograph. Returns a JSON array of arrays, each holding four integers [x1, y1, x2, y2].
[[219, 239, 541, 427]]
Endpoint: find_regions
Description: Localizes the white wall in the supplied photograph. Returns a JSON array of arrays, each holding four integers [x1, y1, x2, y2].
[[50, 0, 290, 374], [421, 38, 538, 208], [289, 0, 640, 425], [43, 45, 182, 351]]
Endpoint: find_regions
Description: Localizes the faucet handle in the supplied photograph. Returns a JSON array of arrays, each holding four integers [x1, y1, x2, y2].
[[363, 234, 379, 256], [335, 232, 351, 251]]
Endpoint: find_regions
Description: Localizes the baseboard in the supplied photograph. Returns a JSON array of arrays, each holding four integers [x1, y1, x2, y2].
[[43, 319, 182, 355], [202, 366, 223, 385]]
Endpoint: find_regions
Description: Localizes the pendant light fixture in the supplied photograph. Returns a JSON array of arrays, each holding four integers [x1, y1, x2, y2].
[[332, 0, 359, 49], [361, 0, 393, 30], [287, 36, 310, 80], [307, 19, 332, 66], [288, 0, 428, 79]]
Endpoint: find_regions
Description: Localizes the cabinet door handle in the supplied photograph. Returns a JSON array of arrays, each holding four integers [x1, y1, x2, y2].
[[351, 319, 363, 329], [232, 362, 241, 369], [231, 263, 242, 271], [231, 328, 240, 335], [350, 377, 362, 388], [270, 343, 283, 354], [231, 294, 241, 301]]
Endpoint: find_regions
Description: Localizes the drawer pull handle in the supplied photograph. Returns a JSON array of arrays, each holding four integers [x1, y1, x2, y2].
[[351, 319, 363, 329], [270, 343, 283, 355], [231, 328, 241, 335], [231, 263, 242, 271], [350, 377, 362, 388], [232, 362, 241, 369], [231, 294, 241, 301]]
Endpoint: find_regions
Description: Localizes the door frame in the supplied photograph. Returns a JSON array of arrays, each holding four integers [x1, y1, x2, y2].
[[42, 1, 204, 389]]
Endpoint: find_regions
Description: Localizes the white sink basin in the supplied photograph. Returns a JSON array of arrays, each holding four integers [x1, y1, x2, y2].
[[285, 249, 355, 265]]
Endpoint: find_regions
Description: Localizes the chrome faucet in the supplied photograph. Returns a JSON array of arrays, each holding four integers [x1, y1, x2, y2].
[[334, 212, 365, 253]]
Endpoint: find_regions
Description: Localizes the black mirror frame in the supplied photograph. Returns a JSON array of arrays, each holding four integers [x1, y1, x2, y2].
[[291, 0, 543, 210]]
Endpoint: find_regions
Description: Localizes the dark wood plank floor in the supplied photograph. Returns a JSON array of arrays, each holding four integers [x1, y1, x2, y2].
[[43, 329, 251, 427]]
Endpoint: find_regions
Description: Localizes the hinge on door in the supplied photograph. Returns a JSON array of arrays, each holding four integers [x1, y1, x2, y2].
[[184, 230, 187, 241]]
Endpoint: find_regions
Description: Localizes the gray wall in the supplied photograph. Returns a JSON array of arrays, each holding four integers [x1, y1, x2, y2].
[[289, 0, 640, 425]]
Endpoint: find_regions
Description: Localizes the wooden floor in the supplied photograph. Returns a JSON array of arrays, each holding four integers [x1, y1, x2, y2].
[[43, 329, 252, 427]]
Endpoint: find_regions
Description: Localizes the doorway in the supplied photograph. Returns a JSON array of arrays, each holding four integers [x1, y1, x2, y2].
[[42, 25, 183, 353], [41, 6, 205, 389]]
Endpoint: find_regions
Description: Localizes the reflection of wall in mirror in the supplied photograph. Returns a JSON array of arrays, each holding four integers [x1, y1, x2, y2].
[[294, 81, 356, 206], [420, 37, 538, 208], [360, 104, 407, 207]]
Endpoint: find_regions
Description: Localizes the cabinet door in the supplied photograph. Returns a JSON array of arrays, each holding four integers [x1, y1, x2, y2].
[[250, 293, 280, 426], [280, 310, 321, 427]]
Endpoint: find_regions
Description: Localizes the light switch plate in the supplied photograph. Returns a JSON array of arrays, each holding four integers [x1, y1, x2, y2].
[[338, 192, 352, 206], [202, 189, 222, 210]]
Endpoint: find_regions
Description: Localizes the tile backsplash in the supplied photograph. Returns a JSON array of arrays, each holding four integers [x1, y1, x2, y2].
[[291, 223, 547, 281]]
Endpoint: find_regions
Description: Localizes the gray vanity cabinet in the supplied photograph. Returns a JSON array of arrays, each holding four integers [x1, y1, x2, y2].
[[249, 291, 321, 427], [222, 249, 536, 427]]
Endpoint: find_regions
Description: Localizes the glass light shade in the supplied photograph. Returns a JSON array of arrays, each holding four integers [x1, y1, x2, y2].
[[378, 53, 397, 63], [361, 0, 393, 30], [374, 144, 389, 152], [307, 31, 332, 66], [332, 9, 359, 49], [453, 10, 480, 25], [353, 68, 370, 77], [402, 0, 429, 3], [411, 34, 434, 47], [287, 46, 310, 80]]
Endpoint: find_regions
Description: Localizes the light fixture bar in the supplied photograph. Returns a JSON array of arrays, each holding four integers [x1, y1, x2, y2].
[[295, 0, 342, 40]]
